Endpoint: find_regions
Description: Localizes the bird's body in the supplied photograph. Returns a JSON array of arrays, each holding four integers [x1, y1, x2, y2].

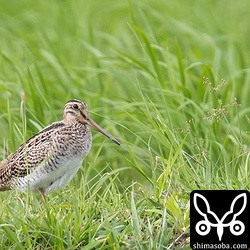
[[0, 100, 119, 195]]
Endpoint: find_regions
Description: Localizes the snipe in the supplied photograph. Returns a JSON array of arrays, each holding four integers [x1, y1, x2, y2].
[[0, 100, 119, 196]]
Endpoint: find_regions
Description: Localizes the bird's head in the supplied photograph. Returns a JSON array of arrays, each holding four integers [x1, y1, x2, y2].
[[63, 99, 120, 145]]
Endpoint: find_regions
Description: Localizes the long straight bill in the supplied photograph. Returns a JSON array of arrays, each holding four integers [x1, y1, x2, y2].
[[86, 118, 120, 145]]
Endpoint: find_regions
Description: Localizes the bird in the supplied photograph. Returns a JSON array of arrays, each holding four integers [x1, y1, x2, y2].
[[0, 99, 120, 196]]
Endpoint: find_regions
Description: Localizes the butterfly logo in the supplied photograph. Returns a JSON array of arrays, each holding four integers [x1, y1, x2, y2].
[[193, 193, 247, 241]]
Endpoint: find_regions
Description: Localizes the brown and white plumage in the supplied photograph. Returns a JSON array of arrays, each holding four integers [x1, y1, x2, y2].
[[0, 99, 119, 195]]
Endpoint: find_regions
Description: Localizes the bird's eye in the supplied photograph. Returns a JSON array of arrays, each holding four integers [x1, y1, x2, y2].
[[73, 104, 78, 109]]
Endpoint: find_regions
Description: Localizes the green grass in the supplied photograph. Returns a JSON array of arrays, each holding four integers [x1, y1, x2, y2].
[[0, 0, 249, 249]]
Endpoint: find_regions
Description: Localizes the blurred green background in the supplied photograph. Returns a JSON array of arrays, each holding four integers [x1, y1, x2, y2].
[[0, 0, 249, 182]]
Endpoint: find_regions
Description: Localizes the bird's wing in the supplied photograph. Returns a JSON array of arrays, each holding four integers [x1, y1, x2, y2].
[[0, 121, 65, 190]]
